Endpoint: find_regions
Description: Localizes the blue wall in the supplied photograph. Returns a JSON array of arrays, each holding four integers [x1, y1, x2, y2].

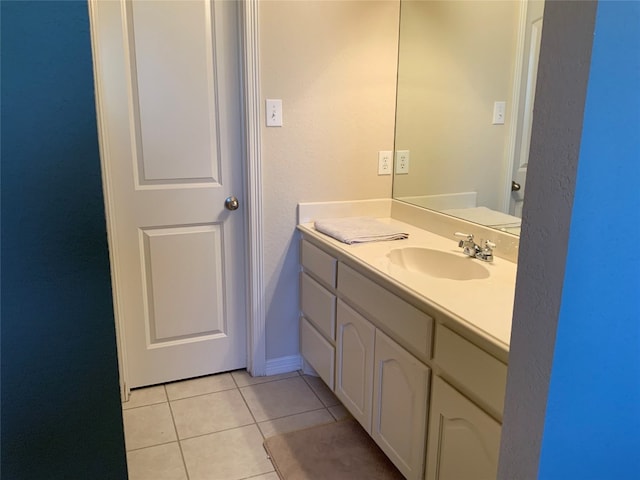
[[539, 2, 640, 478], [1, 1, 128, 478]]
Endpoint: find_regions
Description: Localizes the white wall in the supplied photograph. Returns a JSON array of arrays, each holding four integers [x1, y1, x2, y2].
[[259, 1, 400, 360]]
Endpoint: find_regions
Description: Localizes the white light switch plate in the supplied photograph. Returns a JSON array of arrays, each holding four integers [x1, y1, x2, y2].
[[492, 101, 506, 125], [266, 99, 283, 127]]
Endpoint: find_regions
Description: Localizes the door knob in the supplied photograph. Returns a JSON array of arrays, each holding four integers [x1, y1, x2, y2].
[[224, 196, 239, 211], [511, 181, 521, 192]]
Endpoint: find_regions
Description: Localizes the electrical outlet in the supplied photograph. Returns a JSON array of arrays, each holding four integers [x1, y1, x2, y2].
[[378, 151, 392, 175], [396, 150, 410, 174]]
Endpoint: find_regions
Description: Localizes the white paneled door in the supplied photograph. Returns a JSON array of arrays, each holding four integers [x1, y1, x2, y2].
[[90, 0, 246, 388]]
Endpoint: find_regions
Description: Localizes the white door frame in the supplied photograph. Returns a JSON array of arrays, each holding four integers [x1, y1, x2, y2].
[[240, 0, 267, 378], [89, 0, 266, 400], [500, 0, 528, 213]]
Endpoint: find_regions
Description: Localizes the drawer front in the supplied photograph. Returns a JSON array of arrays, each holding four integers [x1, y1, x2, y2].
[[301, 240, 337, 289], [301, 272, 336, 341], [434, 325, 507, 420], [338, 263, 433, 362], [300, 316, 335, 390]]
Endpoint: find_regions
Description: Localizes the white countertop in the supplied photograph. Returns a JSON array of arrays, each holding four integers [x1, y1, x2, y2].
[[298, 218, 517, 355]]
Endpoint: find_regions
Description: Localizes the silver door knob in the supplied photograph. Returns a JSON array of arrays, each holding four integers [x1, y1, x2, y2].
[[511, 181, 521, 192], [224, 196, 239, 211]]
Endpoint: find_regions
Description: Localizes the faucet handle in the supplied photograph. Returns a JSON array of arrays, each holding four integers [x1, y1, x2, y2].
[[455, 232, 474, 247], [484, 240, 496, 249], [454, 232, 474, 241]]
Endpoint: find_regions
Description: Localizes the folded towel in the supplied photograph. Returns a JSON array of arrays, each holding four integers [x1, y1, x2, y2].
[[314, 217, 409, 245]]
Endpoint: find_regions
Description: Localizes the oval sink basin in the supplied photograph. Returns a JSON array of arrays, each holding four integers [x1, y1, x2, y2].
[[387, 247, 490, 280]]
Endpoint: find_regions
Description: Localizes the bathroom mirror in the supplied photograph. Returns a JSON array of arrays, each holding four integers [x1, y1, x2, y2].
[[392, 0, 545, 236]]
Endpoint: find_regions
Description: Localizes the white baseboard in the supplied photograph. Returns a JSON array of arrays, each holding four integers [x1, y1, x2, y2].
[[265, 354, 303, 376]]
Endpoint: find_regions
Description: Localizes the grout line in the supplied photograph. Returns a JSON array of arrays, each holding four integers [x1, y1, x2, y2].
[[175, 422, 265, 449], [240, 470, 277, 480], [256, 407, 334, 429], [121, 400, 168, 412], [165, 385, 191, 480], [236, 382, 262, 438], [125, 439, 180, 453], [167, 385, 240, 404]]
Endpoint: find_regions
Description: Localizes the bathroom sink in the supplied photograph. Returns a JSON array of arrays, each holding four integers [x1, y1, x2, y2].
[[387, 247, 490, 280]]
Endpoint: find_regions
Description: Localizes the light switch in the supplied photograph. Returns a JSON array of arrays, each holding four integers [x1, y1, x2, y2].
[[492, 101, 506, 125], [266, 99, 283, 127]]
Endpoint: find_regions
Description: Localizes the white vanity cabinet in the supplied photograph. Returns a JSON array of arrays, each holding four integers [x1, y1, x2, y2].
[[298, 234, 509, 480]]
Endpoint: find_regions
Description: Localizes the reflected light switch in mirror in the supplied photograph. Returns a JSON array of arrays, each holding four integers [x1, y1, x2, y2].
[[492, 101, 506, 125], [396, 150, 410, 174]]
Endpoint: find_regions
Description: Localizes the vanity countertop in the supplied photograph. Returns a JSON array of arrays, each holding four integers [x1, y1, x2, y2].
[[298, 218, 517, 359]]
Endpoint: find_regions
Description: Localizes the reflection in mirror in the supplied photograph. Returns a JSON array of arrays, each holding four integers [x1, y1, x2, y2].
[[392, 0, 545, 236]]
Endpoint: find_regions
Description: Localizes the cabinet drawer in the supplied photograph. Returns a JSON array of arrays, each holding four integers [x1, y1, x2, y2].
[[301, 272, 336, 341], [301, 240, 337, 289], [434, 325, 507, 420], [338, 263, 433, 362], [300, 316, 335, 390]]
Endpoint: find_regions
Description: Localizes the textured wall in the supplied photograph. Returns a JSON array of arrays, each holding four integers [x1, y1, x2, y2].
[[0, 2, 127, 478], [259, 1, 400, 359], [497, 2, 597, 478]]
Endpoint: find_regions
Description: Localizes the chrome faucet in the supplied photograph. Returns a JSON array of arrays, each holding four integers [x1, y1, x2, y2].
[[454, 232, 495, 262]]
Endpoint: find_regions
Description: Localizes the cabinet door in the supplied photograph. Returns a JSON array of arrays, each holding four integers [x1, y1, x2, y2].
[[425, 376, 501, 480], [372, 330, 430, 480], [335, 300, 375, 432]]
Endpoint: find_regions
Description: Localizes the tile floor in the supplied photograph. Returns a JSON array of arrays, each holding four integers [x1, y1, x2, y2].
[[122, 370, 350, 480]]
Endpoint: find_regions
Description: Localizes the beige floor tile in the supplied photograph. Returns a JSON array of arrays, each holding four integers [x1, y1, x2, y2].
[[123, 385, 167, 410], [328, 404, 352, 421], [231, 369, 299, 387], [258, 408, 334, 438], [123, 403, 177, 450], [240, 376, 324, 422], [170, 389, 254, 439], [126, 442, 187, 480], [302, 374, 341, 407], [181, 425, 274, 480], [165, 373, 236, 401]]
